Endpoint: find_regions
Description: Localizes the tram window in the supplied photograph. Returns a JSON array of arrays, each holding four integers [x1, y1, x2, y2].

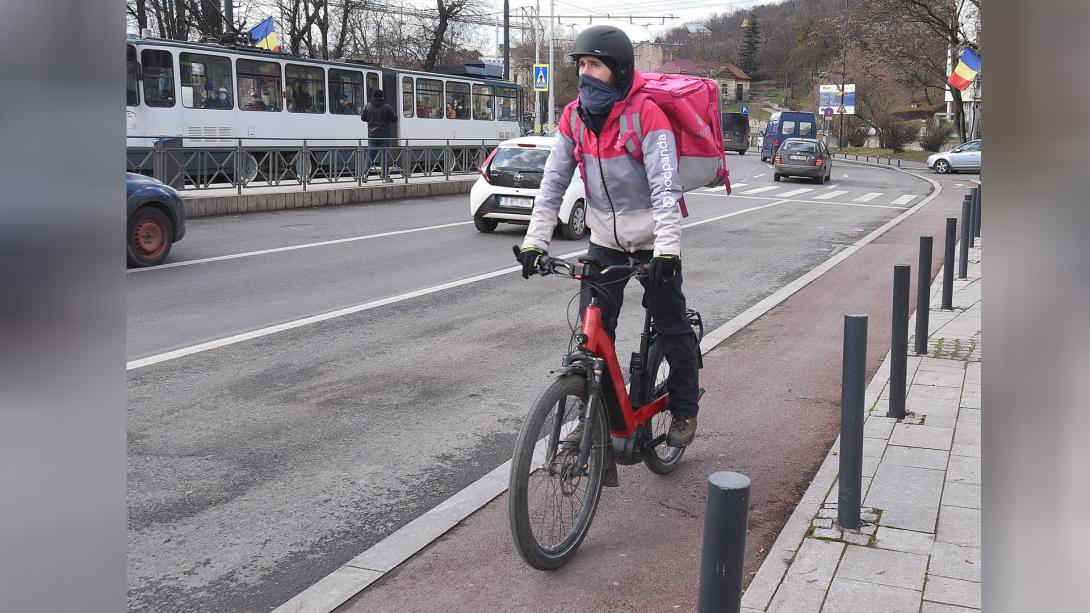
[[472, 85, 494, 121], [126, 46, 139, 106], [416, 78, 443, 119], [286, 64, 325, 113], [496, 86, 517, 121], [366, 73, 380, 100], [402, 77, 414, 118], [329, 69, 364, 115], [141, 49, 175, 107], [237, 59, 282, 112], [181, 53, 233, 109], [446, 82, 470, 120]]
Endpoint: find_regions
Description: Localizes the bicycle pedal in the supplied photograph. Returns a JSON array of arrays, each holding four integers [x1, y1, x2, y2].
[[603, 452, 619, 487]]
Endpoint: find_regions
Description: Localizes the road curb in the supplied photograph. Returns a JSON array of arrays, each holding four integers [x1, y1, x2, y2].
[[272, 163, 943, 613]]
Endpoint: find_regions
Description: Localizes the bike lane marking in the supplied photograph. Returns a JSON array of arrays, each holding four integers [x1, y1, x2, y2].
[[127, 200, 797, 370], [127, 220, 475, 273], [272, 170, 943, 613]]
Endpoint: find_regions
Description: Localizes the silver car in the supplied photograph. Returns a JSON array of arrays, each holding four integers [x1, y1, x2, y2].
[[773, 138, 832, 183], [928, 139, 981, 174]]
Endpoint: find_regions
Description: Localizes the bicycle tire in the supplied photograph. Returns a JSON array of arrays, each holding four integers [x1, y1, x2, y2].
[[508, 373, 607, 570], [642, 340, 686, 475]]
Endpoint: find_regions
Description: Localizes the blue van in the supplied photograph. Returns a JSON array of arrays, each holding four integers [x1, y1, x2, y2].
[[760, 111, 818, 161]]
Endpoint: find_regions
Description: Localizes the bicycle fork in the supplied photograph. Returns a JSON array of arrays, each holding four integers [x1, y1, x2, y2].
[[573, 357, 619, 486]]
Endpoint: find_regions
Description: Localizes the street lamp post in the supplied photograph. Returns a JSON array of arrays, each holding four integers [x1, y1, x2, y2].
[[547, 0, 555, 131]]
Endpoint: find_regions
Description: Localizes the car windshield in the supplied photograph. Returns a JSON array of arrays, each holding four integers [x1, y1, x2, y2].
[[491, 148, 551, 171], [781, 141, 818, 153]]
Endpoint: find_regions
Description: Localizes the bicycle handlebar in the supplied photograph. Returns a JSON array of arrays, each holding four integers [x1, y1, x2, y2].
[[512, 245, 647, 280]]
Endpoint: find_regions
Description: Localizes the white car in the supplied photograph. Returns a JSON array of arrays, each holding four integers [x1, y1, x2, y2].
[[927, 139, 981, 174], [470, 136, 588, 239]]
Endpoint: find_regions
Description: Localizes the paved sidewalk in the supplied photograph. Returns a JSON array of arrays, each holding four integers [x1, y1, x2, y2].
[[741, 240, 982, 612]]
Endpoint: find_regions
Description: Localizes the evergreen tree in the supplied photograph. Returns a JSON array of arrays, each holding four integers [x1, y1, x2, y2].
[[739, 14, 761, 74]]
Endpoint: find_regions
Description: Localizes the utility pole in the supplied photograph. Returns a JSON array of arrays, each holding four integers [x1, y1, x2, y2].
[[223, 0, 233, 36], [534, 1, 542, 133], [547, 0, 555, 131], [503, 0, 510, 80]]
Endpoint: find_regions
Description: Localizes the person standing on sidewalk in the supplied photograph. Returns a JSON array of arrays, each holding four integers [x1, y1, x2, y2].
[[361, 90, 398, 182], [514, 25, 700, 447]]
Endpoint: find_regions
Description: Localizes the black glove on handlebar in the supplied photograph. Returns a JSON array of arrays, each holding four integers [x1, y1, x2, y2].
[[649, 254, 680, 285], [515, 246, 546, 279]]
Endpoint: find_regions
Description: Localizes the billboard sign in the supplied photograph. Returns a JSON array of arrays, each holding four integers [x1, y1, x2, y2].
[[819, 83, 856, 115]]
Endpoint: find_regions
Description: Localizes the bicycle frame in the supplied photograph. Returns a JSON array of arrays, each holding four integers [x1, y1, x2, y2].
[[578, 302, 668, 439]]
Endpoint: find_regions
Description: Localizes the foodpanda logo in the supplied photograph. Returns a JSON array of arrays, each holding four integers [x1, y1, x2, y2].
[[657, 134, 673, 189]]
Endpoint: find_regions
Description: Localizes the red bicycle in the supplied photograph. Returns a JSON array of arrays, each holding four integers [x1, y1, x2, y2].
[[507, 252, 704, 570]]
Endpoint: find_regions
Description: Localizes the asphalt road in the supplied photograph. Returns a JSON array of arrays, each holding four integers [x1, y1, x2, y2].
[[127, 153, 936, 612]]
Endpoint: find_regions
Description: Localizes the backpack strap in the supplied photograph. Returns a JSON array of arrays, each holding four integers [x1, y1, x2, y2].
[[616, 93, 647, 160], [569, 108, 589, 188]]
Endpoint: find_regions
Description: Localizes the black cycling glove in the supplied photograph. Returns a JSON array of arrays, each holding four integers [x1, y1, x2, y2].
[[649, 254, 680, 285], [516, 246, 546, 279]]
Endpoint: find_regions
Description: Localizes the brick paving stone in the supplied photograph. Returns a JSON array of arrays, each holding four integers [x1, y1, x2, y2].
[[924, 575, 981, 609], [813, 528, 842, 540], [766, 581, 826, 613], [784, 538, 844, 588], [911, 370, 964, 388], [843, 532, 871, 546], [941, 482, 980, 509], [813, 517, 833, 529], [950, 444, 980, 458], [953, 422, 980, 446], [921, 601, 980, 612], [946, 455, 980, 485], [957, 408, 981, 424], [882, 446, 950, 470], [863, 437, 888, 458], [907, 393, 961, 416], [740, 551, 790, 611], [960, 389, 981, 409], [874, 527, 934, 555], [908, 384, 963, 402], [888, 423, 954, 451], [865, 463, 945, 532], [836, 545, 928, 590], [929, 542, 981, 582], [936, 506, 980, 547], [926, 415, 956, 428], [864, 416, 897, 439], [823, 577, 922, 613]]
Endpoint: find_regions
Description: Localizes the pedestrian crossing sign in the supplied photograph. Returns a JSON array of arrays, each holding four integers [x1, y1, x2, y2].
[[533, 64, 549, 92]]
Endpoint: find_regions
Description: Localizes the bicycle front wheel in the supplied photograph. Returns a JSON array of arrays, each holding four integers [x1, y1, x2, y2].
[[643, 340, 686, 475], [508, 373, 607, 570]]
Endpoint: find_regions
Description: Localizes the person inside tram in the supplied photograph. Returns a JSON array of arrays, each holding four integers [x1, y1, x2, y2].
[[335, 93, 358, 114], [244, 90, 268, 111], [203, 86, 231, 109], [289, 80, 314, 112]]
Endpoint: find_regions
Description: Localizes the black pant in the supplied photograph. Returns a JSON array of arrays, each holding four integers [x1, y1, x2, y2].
[[579, 243, 701, 418], [368, 136, 390, 178]]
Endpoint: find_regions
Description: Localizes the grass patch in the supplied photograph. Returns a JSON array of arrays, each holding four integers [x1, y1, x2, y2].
[[723, 102, 771, 122], [835, 147, 932, 164]]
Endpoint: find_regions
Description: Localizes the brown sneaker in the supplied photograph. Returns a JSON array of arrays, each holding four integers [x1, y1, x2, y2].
[[666, 415, 697, 447]]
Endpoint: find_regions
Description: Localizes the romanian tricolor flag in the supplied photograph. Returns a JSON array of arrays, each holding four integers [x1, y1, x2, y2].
[[947, 48, 980, 91], [249, 17, 281, 52]]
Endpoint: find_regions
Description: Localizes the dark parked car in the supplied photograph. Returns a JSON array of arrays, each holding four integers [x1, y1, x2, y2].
[[722, 112, 751, 155], [126, 173, 186, 267], [773, 138, 832, 183]]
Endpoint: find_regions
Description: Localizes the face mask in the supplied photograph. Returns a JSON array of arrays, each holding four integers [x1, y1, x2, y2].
[[219, 93, 227, 101], [578, 75, 622, 114]]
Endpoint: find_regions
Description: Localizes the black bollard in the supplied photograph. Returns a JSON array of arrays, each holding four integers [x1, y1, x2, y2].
[[698, 472, 751, 613], [839, 314, 867, 530], [959, 201, 971, 279], [967, 194, 976, 249], [915, 236, 933, 355], [889, 266, 910, 419], [942, 218, 957, 310], [973, 186, 982, 238], [975, 186, 982, 236]]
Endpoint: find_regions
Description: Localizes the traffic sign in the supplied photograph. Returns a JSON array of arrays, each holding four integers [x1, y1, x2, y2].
[[740, 105, 749, 115], [533, 64, 549, 92], [819, 83, 856, 115], [837, 104, 847, 114], [823, 107, 833, 119]]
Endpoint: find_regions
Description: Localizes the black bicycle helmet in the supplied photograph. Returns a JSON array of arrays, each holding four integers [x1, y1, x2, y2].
[[568, 25, 635, 92]]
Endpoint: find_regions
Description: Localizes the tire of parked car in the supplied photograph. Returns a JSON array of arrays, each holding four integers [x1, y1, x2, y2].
[[773, 173, 781, 182], [473, 215, 499, 233], [127, 206, 174, 267], [737, 149, 746, 156], [934, 159, 951, 174], [560, 199, 587, 240]]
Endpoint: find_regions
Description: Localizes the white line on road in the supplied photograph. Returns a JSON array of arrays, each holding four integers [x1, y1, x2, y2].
[[891, 194, 918, 205], [127, 200, 796, 371], [813, 190, 850, 200], [739, 185, 780, 195], [275, 168, 945, 613], [775, 188, 816, 198], [754, 173, 767, 177], [854, 192, 883, 202], [128, 220, 475, 273]]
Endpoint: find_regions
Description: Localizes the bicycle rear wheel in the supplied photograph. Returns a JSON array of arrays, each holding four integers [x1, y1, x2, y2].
[[508, 373, 607, 570], [643, 341, 686, 475]]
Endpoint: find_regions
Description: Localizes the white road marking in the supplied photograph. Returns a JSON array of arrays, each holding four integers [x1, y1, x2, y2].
[[754, 173, 767, 178], [277, 168, 945, 613], [854, 192, 883, 202], [776, 188, 816, 198], [129, 220, 475, 273], [891, 194, 918, 205], [739, 185, 780, 195], [813, 190, 850, 200], [127, 200, 797, 371]]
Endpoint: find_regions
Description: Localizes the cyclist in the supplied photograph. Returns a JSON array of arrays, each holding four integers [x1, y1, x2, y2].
[[515, 25, 700, 448]]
